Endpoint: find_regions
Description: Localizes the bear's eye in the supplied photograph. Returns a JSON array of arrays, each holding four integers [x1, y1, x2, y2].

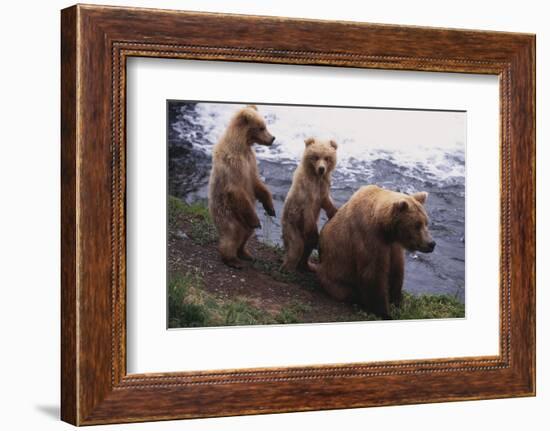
[[312, 155, 319, 161], [324, 157, 330, 162], [259, 126, 266, 131]]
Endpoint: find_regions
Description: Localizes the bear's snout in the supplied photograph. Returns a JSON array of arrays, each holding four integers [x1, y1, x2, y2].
[[260, 134, 275, 146], [318, 166, 326, 175], [425, 240, 436, 252]]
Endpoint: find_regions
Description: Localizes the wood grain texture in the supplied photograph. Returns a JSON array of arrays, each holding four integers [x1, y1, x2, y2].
[[60, 4, 535, 425], [60, 5, 78, 425]]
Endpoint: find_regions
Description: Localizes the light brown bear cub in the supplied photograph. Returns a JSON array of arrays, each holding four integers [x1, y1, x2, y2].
[[208, 105, 276, 269], [316, 185, 435, 319], [281, 137, 338, 271]]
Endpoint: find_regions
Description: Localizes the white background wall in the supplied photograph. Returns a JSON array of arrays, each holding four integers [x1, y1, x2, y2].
[[0, 0, 546, 429]]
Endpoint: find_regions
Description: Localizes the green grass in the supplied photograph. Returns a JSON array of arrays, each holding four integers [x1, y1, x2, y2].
[[330, 292, 465, 322], [275, 301, 313, 324], [224, 300, 267, 326], [168, 271, 212, 328], [391, 292, 465, 320], [169, 194, 210, 219], [168, 272, 278, 328], [169, 196, 217, 245]]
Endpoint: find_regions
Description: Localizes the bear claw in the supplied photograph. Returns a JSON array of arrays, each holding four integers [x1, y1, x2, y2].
[[265, 208, 276, 217]]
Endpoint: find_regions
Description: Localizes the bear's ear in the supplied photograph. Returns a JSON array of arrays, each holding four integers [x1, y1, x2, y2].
[[412, 191, 428, 205], [238, 107, 257, 125], [393, 200, 409, 213], [304, 137, 315, 147], [246, 104, 258, 111], [329, 140, 338, 150]]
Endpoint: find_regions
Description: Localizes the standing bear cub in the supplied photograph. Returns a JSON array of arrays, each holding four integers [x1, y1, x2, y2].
[[316, 185, 436, 319], [281, 137, 338, 271], [208, 105, 276, 269]]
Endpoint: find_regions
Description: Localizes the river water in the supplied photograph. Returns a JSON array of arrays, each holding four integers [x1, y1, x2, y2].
[[168, 101, 466, 302]]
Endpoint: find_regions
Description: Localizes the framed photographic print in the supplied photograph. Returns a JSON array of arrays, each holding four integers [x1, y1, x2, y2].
[[61, 4, 535, 425]]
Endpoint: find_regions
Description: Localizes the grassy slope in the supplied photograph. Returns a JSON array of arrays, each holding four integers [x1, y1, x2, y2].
[[168, 196, 464, 328]]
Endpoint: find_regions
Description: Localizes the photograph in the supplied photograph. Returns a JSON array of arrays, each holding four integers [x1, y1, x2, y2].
[[167, 101, 466, 327]]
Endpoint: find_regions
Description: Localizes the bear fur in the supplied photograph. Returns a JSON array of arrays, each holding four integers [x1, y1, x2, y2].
[[281, 137, 338, 271], [208, 105, 276, 268], [315, 185, 436, 319]]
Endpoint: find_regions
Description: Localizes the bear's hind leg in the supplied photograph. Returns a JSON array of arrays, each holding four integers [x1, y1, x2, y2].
[[281, 230, 304, 272], [318, 270, 353, 302], [237, 229, 254, 261], [218, 224, 244, 269], [298, 228, 319, 272]]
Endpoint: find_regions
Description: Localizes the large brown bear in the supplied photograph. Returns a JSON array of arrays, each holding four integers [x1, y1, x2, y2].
[[208, 105, 276, 269], [316, 185, 436, 319], [281, 137, 338, 271]]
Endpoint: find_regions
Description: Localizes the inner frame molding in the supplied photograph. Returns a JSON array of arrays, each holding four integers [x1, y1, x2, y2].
[[114, 43, 511, 385], [61, 4, 534, 425]]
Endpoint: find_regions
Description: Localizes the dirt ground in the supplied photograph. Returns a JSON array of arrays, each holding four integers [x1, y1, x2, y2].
[[167, 207, 374, 325]]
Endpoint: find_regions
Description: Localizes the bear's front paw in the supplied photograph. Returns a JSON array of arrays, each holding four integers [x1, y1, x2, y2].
[[250, 219, 262, 229], [247, 214, 261, 229], [265, 206, 276, 217]]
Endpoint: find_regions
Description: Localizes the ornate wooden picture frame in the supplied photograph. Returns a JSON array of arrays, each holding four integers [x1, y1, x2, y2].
[[61, 4, 535, 425]]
